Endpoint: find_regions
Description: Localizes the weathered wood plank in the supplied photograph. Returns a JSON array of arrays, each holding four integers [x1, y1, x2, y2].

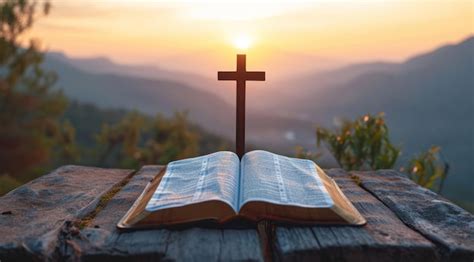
[[273, 169, 438, 262], [63, 165, 264, 261], [355, 170, 474, 261], [2, 165, 471, 261], [0, 165, 133, 261]]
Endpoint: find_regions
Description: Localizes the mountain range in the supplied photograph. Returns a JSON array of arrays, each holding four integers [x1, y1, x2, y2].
[[267, 36, 474, 205], [43, 52, 314, 153], [43, 35, 473, 208]]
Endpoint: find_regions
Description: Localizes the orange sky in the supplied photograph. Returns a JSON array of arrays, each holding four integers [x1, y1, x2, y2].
[[25, 0, 473, 78]]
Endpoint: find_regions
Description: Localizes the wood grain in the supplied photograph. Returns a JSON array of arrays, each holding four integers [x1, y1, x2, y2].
[[61, 165, 264, 261], [0, 165, 133, 261], [273, 169, 438, 262], [1, 165, 472, 261], [355, 170, 474, 261]]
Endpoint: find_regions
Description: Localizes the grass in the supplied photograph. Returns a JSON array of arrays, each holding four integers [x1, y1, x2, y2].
[[349, 173, 362, 186], [75, 171, 136, 229]]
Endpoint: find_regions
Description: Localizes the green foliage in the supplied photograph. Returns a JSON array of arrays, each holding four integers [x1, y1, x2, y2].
[[0, 98, 230, 196], [95, 111, 202, 169], [0, 1, 227, 197], [141, 112, 199, 164], [1, 0, 50, 42], [61, 102, 230, 168], [62, 101, 130, 147], [300, 113, 449, 194], [0, 0, 76, 178], [95, 111, 145, 167], [316, 113, 400, 170], [405, 146, 449, 193]]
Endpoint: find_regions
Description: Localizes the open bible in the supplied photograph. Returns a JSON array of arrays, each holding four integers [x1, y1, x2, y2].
[[118, 150, 366, 228]]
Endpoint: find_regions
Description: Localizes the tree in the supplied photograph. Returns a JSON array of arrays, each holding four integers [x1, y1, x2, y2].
[[95, 111, 199, 169], [405, 146, 449, 193], [95, 111, 146, 167], [315, 113, 400, 170], [299, 113, 449, 193], [140, 112, 199, 164], [0, 0, 76, 180]]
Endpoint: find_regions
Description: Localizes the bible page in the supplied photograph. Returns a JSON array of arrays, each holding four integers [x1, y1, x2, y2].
[[146, 151, 240, 213], [239, 150, 333, 209]]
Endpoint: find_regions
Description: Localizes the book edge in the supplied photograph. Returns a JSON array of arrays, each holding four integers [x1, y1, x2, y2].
[[117, 167, 167, 229], [316, 167, 367, 226]]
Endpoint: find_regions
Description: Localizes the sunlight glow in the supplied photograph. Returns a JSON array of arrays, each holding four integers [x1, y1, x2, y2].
[[233, 35, 253, 50], [25, 0, 473, 75], [182, 1, 301, 21]]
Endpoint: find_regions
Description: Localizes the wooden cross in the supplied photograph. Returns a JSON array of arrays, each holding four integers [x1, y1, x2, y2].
[[218, 54, 265, 159]]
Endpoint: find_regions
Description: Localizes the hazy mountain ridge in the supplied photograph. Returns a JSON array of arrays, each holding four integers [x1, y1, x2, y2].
[[43, 53, 314, 152], [269, 36, 473, 204], [44, 54, 234, 134], [46, 52, 234, 104]]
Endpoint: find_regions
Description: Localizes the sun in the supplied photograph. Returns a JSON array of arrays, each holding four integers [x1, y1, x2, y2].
[[232, 35, 253, 50]]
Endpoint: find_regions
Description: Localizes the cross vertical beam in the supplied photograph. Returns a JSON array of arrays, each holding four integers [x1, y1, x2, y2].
[[218, 54, 265, 159], [236, 55, 246, 160]]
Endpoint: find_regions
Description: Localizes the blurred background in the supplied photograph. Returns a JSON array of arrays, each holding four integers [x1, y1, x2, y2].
[[0, 0, 472, 212]]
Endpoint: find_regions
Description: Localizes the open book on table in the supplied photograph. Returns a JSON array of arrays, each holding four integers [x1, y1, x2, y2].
[[117, 150, 366, 229]]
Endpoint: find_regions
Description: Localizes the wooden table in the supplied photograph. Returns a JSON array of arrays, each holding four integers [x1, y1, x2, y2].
[[0, 165, 473, 261]]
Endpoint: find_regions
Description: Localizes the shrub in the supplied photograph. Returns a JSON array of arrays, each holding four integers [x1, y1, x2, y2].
[[316, 113, 400, 170]]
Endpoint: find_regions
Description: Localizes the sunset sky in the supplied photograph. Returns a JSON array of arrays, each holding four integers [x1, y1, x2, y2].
[[25, 0, 473, 78]]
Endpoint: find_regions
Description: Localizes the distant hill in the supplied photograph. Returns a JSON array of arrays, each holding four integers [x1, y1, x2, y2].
[[44, 54, 232, 132], [61, 101, 231, 165], [268, 36, 474, 205], [46, 52, 234, 104], [43, 53, 314, 153]]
